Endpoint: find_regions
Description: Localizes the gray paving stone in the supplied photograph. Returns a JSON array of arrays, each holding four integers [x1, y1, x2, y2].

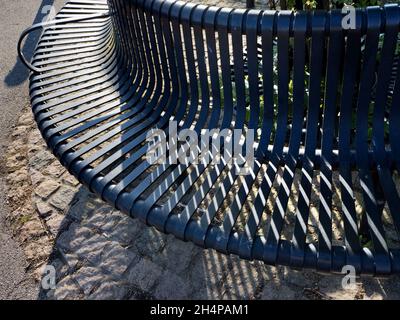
[[50, 186, 78, 212], [29, 169, 45, 186], [127, 258, 162, 292], [100, 242, 140, 276], [74, 266, 105, 295], [58, 251, 80, 270], [106, 218, 143, 247], [261, 282, 298, 300], [97, 210, 130, 232], [222, 259, 261, 300], [88, 280, 129, 300], [45, 213, 69, 237], [43, 161, 66, 178], [189, 249, 230, 293], [29, 150, 55, 171], [35, 179, 60, 199], [282, 268, 320, 288], [62, 173, 80, 187], [134, 227, 167, 259], [56, 223, 95, 252], [53, 276, 82, 300], [74, 234, 109, 265], [66, 195, 96, 222], [154, 271, 190, 300], [158, 235, 199, 273], [49, 258, 70, 282], [81, 211, 109, 230], [35, 199, 54, 218]]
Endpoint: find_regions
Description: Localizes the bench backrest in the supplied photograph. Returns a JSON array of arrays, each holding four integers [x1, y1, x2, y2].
[[109, 0, 400, 168]]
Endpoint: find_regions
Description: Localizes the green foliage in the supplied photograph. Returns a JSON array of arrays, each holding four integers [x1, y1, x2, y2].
[[304, 0, 318, 9]]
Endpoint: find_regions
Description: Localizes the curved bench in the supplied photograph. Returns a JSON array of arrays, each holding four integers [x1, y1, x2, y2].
[[20, 0, 400, 275]]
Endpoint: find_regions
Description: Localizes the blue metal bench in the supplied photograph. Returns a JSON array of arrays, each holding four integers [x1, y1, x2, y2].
[[19, 0, 400, 276]]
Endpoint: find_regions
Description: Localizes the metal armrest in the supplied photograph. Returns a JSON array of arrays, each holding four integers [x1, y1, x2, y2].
[[18, 12, 110, 73]]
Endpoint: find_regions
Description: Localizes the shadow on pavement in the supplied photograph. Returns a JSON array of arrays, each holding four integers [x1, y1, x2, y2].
[[35, 184, 400, 300], [4, 0, 55, 87]]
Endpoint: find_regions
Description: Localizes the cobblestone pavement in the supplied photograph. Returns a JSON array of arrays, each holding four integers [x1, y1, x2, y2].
[[5, 107, 400, 300], [4, 0, 400, 300]]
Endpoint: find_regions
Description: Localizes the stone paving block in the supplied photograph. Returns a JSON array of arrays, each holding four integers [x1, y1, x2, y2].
[[158, 235, 199, 273], [51, 258, 70, 282], [74, 266, 106, 295], [35, 179, 60, 199], [93, 209, 126, 228], [100, 242, 140, 276], [27, 143, 44, 158], [88, 280, 129, 300], [58, 250, 80, 270], [154, 270, 190, 300], [134, 227, 167, 259], [222, 258, 261, 300], [7, 8, 400, 300], [191, 286, 220, 300], [44, 161, 66, 178], [62, 172, 80, 187], [23, 236, 52, 263], [81, 206, 124, 230], [127, 258, 162, 292], [18, 112, 33, 126], [53, 276, 82, 300], [35, 199, 54, 218], [29, 169, 45, 186], [28, 128, 43, 144], [45, 213, 70, 237], [18, 215, 45, 239], [56, 223, 95, 252], [74, 234, 110, 266], [282, 267, 319, 288], [66, 195, 97, 222], [50, 186, 78, 211], [29, 149, 55, 171], [81, 211, 109, 230], [189, 249, 230, 293], [106, 218, 143, 247], [34, 259, 70, 285], [261, 282, 298, 300], [317, 275, 361, 300]]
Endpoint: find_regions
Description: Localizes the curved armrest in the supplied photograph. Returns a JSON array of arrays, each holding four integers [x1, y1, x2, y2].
[[18, 12, 110, 73]]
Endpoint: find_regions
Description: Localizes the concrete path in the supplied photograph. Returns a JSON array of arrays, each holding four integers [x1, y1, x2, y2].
[[0, 0, 64, 300]]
